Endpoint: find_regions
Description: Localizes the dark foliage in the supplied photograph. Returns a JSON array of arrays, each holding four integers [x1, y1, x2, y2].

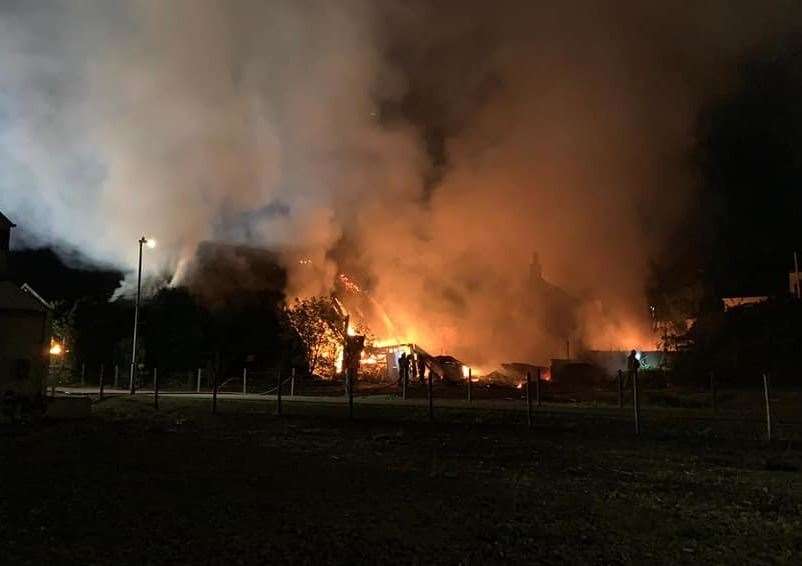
[[677, 297, 802, 385]]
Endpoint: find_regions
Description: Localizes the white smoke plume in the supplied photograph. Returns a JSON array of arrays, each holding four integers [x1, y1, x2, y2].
[[0, 0, 420, 278], [0, 1, 799, 367]]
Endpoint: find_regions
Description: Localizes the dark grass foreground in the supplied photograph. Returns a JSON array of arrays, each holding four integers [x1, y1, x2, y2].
[[1, 397, 801, 565]]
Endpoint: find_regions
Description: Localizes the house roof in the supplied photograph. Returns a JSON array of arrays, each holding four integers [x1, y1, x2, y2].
[[0, 281, 50, 313], [0, 211, 15, 229]]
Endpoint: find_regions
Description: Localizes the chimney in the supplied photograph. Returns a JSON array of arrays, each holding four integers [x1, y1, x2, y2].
[[0, 211, 15, 281]]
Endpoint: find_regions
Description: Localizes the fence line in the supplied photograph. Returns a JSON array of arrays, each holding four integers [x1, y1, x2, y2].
[[52, 362, 802, 440]]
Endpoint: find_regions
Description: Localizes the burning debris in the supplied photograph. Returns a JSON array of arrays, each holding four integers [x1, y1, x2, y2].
[[168, 242, 662, 385]]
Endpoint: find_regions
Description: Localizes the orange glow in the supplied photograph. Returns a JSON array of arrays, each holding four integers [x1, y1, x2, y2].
[[373, 338, 401, 348], [361, 353, 380, 365], [49, 341, 63, 356], [334, 348, 344, 373], [339, 273, 363, 294]]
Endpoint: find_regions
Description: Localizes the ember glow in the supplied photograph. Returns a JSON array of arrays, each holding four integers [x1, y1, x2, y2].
[[339, 274, 363, 295]]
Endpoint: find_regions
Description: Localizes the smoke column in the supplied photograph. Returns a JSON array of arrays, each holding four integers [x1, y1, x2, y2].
[[0, 1, 799, 366], [0, 0, 420, 291]]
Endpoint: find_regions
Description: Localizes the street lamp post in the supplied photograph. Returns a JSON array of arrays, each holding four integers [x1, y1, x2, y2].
[[130, 236, 155, 394]]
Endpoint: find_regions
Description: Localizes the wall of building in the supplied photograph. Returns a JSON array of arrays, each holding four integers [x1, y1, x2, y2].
[[0, 227, 9, 279], [0, 310, 50, 396]]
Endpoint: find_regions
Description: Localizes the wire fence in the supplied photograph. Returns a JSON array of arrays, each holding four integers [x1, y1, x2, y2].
[[50, 363, 802, 441]]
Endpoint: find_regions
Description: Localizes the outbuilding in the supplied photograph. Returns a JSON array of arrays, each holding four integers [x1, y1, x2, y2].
[[0, 211, 51, 407]]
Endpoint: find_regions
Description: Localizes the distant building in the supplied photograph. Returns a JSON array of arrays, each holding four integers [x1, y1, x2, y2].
[[0, 211, 13, 279], [0, 211, 51, 402], [525, 252, 581, 357], [722, 296, 768, 311], [789, 271, 801, 298]]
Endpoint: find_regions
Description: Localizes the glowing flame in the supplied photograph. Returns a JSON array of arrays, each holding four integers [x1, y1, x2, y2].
[[462, 365, 471, 379], [145, 238, 157, 249], [373, 338, 404, 348], [361, 353, 380, 365], [335, 349, 344, 373], [339, 273, 362, 294], [49, 341, 63, 355]]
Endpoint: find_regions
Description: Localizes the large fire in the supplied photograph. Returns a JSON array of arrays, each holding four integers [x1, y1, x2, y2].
[[301, 265, 658, 383]]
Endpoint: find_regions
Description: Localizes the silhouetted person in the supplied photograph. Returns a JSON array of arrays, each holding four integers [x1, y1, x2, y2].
[[398, 352, 409, 389], [626, 350, 640, 387], [410, 352, 418, 382], [417, 354, 426, 385], [627, 350, 640, 372]]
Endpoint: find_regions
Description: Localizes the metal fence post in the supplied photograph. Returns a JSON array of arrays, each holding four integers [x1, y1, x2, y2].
[[212, 367, 218, 415], [154, 368, 159, 410], [526, 371, 533, 428], [467, 367, 472, 402], [114, 365, 119, 389], [290, 367, 296, 397], [81, 363, 86, 386], [427, 370, 433, 421], [242, 368, 247, 396], [276, 370, 283, 416], [99, 364, 105, 399], [632, 369, 641, 435], [197, 368, 202, 393], [617, 369, 624, 409], [763, 373, 772, 442]]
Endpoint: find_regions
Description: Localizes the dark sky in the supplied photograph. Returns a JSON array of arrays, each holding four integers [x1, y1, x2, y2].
[[690, 35, 802, 296]]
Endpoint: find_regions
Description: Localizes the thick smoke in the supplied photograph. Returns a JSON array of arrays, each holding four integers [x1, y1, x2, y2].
[[0, 1, 799, 367], [0, 0, 421, 292], [349, 1, 802, 366]]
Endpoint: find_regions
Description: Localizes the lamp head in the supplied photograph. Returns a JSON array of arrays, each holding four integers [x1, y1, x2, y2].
[[139, 236, 157, 249]]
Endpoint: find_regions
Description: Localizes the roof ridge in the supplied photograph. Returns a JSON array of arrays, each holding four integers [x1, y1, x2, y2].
[[0, 210, 16, 228]]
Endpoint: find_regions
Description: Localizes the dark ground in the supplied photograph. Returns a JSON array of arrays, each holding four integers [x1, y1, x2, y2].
[[2, 396, 801, 565]]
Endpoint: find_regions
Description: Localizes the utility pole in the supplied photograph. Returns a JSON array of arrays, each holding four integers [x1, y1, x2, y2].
[[129, 236, 155, 394]]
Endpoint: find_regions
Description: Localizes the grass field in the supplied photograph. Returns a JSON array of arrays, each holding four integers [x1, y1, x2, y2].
[[2, 395, 801, 564]]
